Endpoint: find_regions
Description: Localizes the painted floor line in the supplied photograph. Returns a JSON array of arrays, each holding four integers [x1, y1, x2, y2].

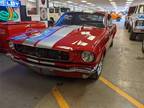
[[52, 87, 70, 108], [99, 76, 144, 108]]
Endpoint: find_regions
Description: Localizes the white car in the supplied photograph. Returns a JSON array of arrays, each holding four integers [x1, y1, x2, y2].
[[126, 4, 144, 40], [125, 6, 137, 30]]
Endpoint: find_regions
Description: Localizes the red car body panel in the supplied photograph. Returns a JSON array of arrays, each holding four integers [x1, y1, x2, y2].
[[0, 21, 46, 52], [9, 12, 117, 78]]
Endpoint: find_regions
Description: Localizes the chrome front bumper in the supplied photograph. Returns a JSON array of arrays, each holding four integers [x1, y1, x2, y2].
[[7, 53, 98, 74]]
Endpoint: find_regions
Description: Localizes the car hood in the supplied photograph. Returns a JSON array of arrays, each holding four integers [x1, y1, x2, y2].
[[12, 25, 106, 51]]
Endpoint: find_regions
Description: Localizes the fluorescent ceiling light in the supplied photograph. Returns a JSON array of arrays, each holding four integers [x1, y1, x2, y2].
[[126, 0, 134, 1], [110, 2, 117, 9], [67, 1, 73, 3], [87, 2, 92, 5], [81, 0, 87, 3], [111, 2, 116, 6], [126, 1, 132, 4], [28, 0, 36, 2]]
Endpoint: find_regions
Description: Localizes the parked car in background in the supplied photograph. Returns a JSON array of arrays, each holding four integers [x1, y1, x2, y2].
[[125, 4, 144, 40], [8, 12, 117, 80], [125, 5, 137, 29], [0, 21, 46, 53]]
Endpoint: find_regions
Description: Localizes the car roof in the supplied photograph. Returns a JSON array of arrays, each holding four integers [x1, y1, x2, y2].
[[130, 3, 144, 7]]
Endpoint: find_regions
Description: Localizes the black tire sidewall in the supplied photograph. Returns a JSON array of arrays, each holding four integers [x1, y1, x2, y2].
[[129, 30, 136, 40], [142, 40, 144, 53], [89, 56, 104, 80]]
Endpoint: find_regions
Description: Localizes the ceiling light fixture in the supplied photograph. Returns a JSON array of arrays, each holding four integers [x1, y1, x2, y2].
[[67, 1, 73, 3], [81, 0, 87, 3], [111, 2, 116, 6], [126, 0, 134, 1], [87, 2, 92, 5], [110, 2, 117, 9], [126, 1, 132, 4], [28, 0, 36, 2]]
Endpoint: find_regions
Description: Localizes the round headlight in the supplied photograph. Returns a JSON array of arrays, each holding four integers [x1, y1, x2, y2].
[[9, 41, 14, 49], [81, 51, 95, 63]]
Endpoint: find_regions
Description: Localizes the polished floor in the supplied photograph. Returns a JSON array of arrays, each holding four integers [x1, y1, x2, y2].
[[0, 19, 144, 108]]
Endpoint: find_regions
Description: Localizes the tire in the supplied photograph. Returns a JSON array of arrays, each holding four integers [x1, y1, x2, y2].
[[125, 23, 128, 29], [129, 30, 136, 41], [128, 26, 131, 32], [110, 40, 113, 48], [89, 56, 103, 80], [142, 40, 144, 53]]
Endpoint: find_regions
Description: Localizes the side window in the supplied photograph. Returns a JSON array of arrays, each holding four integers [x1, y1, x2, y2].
[[139, 5, 144, 13], [128, 6, 137, 15]]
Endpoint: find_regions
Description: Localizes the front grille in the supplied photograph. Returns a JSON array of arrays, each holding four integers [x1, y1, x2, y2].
[[14, 44, 69, 62], [136, 20, 144, 26]]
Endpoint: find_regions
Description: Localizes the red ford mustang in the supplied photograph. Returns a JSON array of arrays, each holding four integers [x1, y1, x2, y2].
[[0, 21, 46, 53], [8, 12, 117, 79]]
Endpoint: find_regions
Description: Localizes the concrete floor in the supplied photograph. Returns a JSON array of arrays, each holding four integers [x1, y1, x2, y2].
[[0, 19, 144, 108]]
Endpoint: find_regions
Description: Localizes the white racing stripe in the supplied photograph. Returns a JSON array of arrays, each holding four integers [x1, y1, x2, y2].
[[22, 26, 62, 46], [36, 25, 81, 48]]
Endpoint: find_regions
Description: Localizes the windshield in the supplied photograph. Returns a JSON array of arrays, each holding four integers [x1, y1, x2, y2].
[[138, 5, 144, 13], [55, 13, 105, 28], [128, 6, 137, 15]]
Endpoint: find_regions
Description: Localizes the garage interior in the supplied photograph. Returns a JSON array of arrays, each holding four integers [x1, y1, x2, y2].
[[0, 0, 144, 108]]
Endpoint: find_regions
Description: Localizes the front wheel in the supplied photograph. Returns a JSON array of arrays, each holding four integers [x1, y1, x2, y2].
[[142, 40, 144, 53], [125, 22, 128, 29], [89, 57, 103, 80], [129, 30, 136, 41], [128, 26, 131, 32], [110, 40, 113, 47]]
